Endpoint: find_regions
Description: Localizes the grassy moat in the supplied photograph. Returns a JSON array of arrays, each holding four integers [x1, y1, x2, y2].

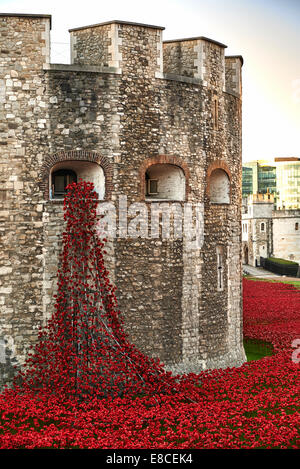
[[244, 338, 274, 361]]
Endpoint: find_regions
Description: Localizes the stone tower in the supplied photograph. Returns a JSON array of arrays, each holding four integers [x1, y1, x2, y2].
[[242, 193, 274, 266], [0, 13, 246, 388]]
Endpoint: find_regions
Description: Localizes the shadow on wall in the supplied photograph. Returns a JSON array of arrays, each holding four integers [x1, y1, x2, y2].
[[0, 338, 20, 389]]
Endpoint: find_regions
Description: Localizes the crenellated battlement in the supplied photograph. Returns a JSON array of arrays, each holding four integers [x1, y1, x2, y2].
[[249, 192, 275, 204], [68, 20, 242, 94], [0, 14, 243, 96]]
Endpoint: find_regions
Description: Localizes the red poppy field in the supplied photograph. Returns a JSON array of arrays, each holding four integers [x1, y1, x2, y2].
[[0, 277, 299, 450], [0, 183, 299, 449]]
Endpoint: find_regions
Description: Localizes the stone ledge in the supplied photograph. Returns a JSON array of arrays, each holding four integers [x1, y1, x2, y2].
[[224, 88, 241, 99], [43, 63, 122, 75], [163, 36, 227, 49], [156, 73, 241, 99], [69, 19, 165, 32], [155, 71, 202, 85], [226, 55, 244, 66]]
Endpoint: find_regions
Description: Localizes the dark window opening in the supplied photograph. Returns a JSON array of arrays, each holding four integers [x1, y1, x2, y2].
[[147, 177, 158, 195], [51, 169, 77, 199], [213, 97, 219, 130], [216, 246, 224, 291]]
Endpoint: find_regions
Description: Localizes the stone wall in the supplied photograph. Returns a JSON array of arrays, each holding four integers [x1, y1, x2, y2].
[[242, 198, 300, 266], [163, 40, 198, 78], [70, 23, 113, 67], [242, 195, 274, 266], [0, 14, 51, 385], [0, 15, 245, 388], [272, 210, 300, 263], [225, 56, 243, 96]]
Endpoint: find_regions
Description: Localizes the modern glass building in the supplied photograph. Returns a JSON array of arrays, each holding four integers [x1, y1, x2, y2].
[[257, 164, 276, 195], [242, 166, 253, 198], [242, 157, 300, 209], [242, 160, 276, 199], [275, 158, 300, 210]]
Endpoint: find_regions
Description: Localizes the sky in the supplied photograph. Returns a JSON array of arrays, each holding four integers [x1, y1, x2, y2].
[[0, 0, 299, 162]]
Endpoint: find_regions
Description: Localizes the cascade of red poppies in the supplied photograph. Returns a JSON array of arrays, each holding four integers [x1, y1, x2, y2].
[[14, 181, 179, 400]]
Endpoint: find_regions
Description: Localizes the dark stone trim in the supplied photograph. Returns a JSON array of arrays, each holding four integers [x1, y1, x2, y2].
[[164, 36, 227, 48], [69, 20, 165, 32]]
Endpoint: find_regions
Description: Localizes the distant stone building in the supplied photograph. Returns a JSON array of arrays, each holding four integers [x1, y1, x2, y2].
[[0, 13, 246, 388], [242, 193, 300, 266]]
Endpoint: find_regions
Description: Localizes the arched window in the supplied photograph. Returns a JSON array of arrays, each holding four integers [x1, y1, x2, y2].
[[49, 161, 105, 200], [209, 169, 230, 204], [51, 169, 77, 199], [145, 164, 186, 201], [295, 222, 299, 231], [261, 222, 265, 232]]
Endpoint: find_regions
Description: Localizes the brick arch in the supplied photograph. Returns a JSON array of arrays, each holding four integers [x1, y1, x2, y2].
[[139, 155, 190, 200], [39, 150, 113, 200], [206, 160, 232, 203]]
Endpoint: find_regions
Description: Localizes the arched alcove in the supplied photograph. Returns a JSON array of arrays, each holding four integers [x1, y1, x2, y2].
[[139, 155, 190, 201], [39, 150, 113, 201], [49, 161, 105, 200], [209, 168, 230, 204], [144, 164, 186, 201]]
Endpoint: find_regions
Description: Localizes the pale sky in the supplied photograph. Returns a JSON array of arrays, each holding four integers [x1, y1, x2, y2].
[[1, 0, 299, 162]]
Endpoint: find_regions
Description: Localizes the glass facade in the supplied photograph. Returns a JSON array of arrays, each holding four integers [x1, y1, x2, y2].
[[242, 158, 300, 209], [257, 165, 276, 195], [275, 161, 300, 209], [242, 166, 253, 198], [242, 160, 276, 199]]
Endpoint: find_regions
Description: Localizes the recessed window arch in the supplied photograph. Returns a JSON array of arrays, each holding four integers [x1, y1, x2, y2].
[[208, 168, 230, 204], [49, 160, 105, 200], [295, 222, 299, 231], [260, 222, 265, 232], [145, 163, 186, 201]]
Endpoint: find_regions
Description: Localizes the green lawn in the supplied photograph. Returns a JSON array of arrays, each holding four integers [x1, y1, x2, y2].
[[243, 338, 274, 361], [243, 275, 299, 361], [244, 275, 300, 289]]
